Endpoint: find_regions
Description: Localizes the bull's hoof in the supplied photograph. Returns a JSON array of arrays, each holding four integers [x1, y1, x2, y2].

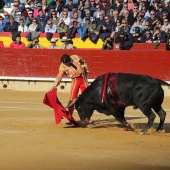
[[80, 121, 88, 128], [139, 130, 148, 135], [123, 124, 133, 131], [156, 129, 165, 133]]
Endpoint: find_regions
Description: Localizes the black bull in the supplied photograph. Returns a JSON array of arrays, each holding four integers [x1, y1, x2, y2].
[[69, 72, 170, 133]]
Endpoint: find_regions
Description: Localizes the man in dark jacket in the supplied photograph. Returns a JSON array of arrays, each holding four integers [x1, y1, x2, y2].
[[4, 15, 18, 32]]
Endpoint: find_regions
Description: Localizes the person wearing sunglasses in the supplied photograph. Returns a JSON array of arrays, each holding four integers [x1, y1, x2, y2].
[[28, 18, 37, 32], [147, 10, 158, 31], [100, 15, 116, 41], [161, 18, 170, 33], [45, 20, 57, 34], [93, 4, 105, 19]]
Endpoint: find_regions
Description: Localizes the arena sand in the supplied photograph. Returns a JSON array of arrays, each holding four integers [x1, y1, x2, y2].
[[0, 90, 170, 170]]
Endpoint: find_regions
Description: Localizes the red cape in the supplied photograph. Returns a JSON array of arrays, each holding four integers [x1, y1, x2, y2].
[[43, 88, 79, 126]]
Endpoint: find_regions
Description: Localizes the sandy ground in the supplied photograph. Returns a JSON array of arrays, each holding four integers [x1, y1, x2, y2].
[[0, 90, 170, 170]]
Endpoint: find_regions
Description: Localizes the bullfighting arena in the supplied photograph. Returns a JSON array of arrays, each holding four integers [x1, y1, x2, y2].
[[1, 89, 170, 170]]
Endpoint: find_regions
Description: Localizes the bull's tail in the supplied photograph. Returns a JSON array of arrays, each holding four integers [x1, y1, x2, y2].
[[156, 78, 170, 86]]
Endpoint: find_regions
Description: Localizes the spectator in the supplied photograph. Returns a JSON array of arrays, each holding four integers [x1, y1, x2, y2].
[[81, 4, 91, 20], [19, 3, 27, 18], [70, 3, 82, 19], [132, 27, 142, 43], [70, 10, 82, 24], [67, 0, 74, 12], [77, 0, 85, 13], [10, 2, 20, 18], [137, 13, 146, 27], [161, 18, 170, 33], [132, 3, 139, 22], [115, 0, 123, 14], [27, 0, 36, 10], [3, 11, 10, 24], [154, 19, 162, 30], [89, 0, 96, 16], [142, 21, 150, 34], [14, 11, 26, 25], [93, 4, 105, 19], [127, 0, 134, 11], [120, 9, 135, 27], [110, 10, 119, 23], [57, 20, 68, 39], [37, 9, 49, 25], [18, 18, 28, 32], [100, 15, 116, 42], [156, 3, 165, 19], [100, 0, 111, 14], [96, 11, 105, 27], [0, 16, 6, 32], [161, 12, 169, 24], [4, 16, 18, 32], [25, 10, 34, 27], [59, 11, 71, 26], [115, 19, 121, 32], [115, 30, 133, 50], [45, 19, 57, 33], [47, 5, 56, 17], [130, 22, 143, 34], [26, 37, 43, 48], [42, 0, 48, 11], [28, 18, 37, 32], [53, 0, 64, 16], [164, 1, 170, 16], [67, 18, 81, 38], [50, 11, 60, 26], [119, 2, 128, 17], [34, 3, 46, 18], [140, 6, 150, 20], [102, 35, 113, 50], [57, 36, 76, 49], [89, 20, 100, 43], [25, 4, 31, 16], [147, 10, 158, 31], [35, 18, 46, 33], [47, 38, 59, 49], [82, 10, 95, 25], [9, 34, 25, 48], [152, 27, 167, 43], [140, 29, 153, 43], [106, 5, 115, 18], [59, 5, 70, 18], [118, 19, 131, 34]]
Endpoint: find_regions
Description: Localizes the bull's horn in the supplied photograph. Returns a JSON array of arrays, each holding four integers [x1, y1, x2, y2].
[[67, 98, 78, 108]]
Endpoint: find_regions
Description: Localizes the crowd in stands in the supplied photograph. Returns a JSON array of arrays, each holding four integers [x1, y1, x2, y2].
[[0, 0, 170, 49]]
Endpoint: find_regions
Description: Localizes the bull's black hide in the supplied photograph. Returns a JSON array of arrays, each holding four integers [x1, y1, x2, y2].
[[70, 72, 170, 133]]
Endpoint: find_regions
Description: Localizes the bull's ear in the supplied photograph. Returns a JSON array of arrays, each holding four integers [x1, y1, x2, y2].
[[67, 98, 78, 108]]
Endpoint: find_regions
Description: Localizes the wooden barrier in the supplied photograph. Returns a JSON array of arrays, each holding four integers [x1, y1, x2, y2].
[[0, 48, 170, 81]]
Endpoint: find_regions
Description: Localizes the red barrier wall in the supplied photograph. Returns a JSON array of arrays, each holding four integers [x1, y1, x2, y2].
[[0, 48, 170, 80]]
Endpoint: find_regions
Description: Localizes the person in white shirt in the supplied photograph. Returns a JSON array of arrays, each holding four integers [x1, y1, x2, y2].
[[18, 18, 28, 32], [28, 18, 37, 32], [45, 20, 57, 33]]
